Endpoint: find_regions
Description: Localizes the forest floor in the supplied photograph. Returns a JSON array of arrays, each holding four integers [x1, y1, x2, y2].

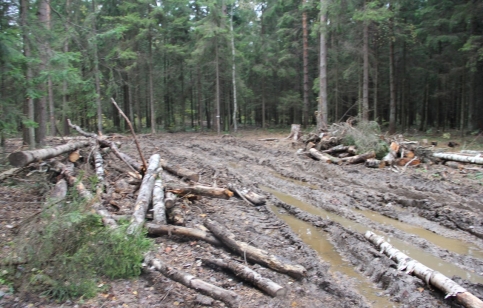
[[1, 129, 483, 308]]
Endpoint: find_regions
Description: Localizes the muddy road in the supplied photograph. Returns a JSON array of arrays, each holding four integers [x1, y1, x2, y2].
[[2, 131, 483, 307]]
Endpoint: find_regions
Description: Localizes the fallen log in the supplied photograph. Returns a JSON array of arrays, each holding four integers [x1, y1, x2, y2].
[[167, 202, 185, 225], [160, 159, 199, 182], [227, 184, 266, 206], [322, 144, 357, 155], [165, 191, 178, 209], [92, 146, 105, 195], [146, 223, 221, 246], [365, 231, 483, 308], [167, 184, 234, 199], [127, 154, 161, 234], [152, 175, 167, 225], [340, 151, 375, 164], [8, 141, 90, 167], [433, 152, 483, 165], [204, 219, 307, 279], [144, 253, 240, 307], [364, 158, 385, 168], [308, 148, 339, 164], [202, 258, 286, 297], [315, 137, 341, 151], [0, 167, 21, 181]]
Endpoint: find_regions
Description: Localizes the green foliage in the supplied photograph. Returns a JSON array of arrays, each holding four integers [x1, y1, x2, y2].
[[1, 194, 152, 301], [339, 121, 388, 159]]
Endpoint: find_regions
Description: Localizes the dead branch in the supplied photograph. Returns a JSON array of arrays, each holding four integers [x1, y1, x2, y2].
[[202, 258, 286, 297], [144, 253, 240, 307], [146, 224, 222, 246], [204, 219, 307, 279], [110, 98, 147, 171]]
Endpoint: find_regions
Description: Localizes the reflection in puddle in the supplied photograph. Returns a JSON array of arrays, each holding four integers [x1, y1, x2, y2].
[[270, 205, 397, 308], [354, 209, 483, 259], [261, 186, 483, 284]]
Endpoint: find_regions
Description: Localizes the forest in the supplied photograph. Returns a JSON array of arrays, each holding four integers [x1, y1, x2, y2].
[[1, 0, 482, 147]]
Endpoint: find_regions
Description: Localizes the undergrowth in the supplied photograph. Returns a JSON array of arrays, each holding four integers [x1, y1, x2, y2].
[[1, 190, 152, 301]]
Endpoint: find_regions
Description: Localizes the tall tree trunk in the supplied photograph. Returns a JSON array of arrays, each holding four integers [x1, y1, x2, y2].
[[215, 38, 221, 134], [362, 13, 369, 121], [302, 0, 309, 128], [197, 65, 203, 130], [388, 22, 396, 134], [373, 35, 378, 122], [92, 0, 102, 134], [317, 0, 328, 130], [21, 0, 35, 149], [36, 0, 50, 146], [148, 32, 156, 133], [230, 4, 238, 132]]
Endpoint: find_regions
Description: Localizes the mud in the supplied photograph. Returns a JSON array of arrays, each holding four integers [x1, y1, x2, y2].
[[1, 131, 483, 307]]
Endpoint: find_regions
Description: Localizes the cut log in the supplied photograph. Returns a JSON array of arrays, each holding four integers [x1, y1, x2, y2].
[[227, 184, 266, 206], [433, 152, 483, 165], [308, 148, 339, 164], [146, 223, 221, 246], [92, 146, 105, 195], [48, 178, 68, 203], [204, 219, 306, 279], [8, 141, 90, 167], [315, 137, 341, 151], [167, 184, 234, 199], [396, 157, 420, 167], [340, 151, 375, 164], [305, 141, 316, 151], [286, 124, 301, 141], [167, 203, 185, 225], [365, 231, 483, 308], [160, 159, 199, 182], [322, 144, 357, 155], [165, 191, 178, 209], [152, 175, 167, 225], [0, 167, 20, 181], [382, 151, 396, 166], [202, 258, 286, 297], [364, 158, 385, 168], [144, 253, 240, 307], [127, 154, 161, 234]]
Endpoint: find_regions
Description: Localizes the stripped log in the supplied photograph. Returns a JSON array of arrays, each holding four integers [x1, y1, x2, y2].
[[67, 119, 143, 173], [146, 224, 221, 246], [160, 159, 199, 182], [167, 184, 234, 199], [308, 148, 339, 164], [152, 174, 167, 225], [204, 219, 306, 279], [127, 154, 161, 234], [340, 151, 375, 164], [144, 253, 240, 307], [365, 231, 483, 308], [8, 141, 89, 167], [202, 258, 286, 297], [433, 152, 483, 165]]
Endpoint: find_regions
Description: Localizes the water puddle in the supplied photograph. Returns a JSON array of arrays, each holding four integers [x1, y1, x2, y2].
[[261, 186, 483, 284], [270, 205, 397, 308], [269, 171, 319, 189], [354, 209, 483, 259]]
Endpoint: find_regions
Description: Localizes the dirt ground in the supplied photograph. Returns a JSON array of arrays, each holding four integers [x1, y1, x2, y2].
[[1, 130, 483, 308]]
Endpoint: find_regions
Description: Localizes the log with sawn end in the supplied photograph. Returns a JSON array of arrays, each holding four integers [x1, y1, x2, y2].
[[127, 154, 161, 234], [202, 258, 286, 297], [365, 231, 483, 308], [204, 219, 306, 279], [322, 144, 357, 155], [8, 141, 90, 167], [144, 253, 240, 307], [166, 184, 234, 199], [146, 223, 221, 246], [160, 159, 199, 182], [308, 148, 340, 164]]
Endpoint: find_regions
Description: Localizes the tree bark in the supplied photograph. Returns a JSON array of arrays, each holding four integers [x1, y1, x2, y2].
[[286, 124, 301, 141], [165, 191, 178, 209], [364, 158, 384, 168], [308, 148, 339, 164], [340, 151, 375, 164], [146, 224, 221, 246], [144, 253, 240, 307], [317, 0, 328, 130], [365, 231, 483, 308], [230, 3, 238, 132], [152, 175, 167, 225], [202, 258, 286, 297], [8, 141, 90, 167], [160, 159, 199, 182], [302, 0, 309, 128], [322, 145, 357, 155], [91, 0, 103, 134], [362, 11, 369, 121], [166, 184, 234, 199], [127, 154, 161, 234], [433, 152, 483, 165], [204, 219, 306, 279], [388, 18, 396, 134]]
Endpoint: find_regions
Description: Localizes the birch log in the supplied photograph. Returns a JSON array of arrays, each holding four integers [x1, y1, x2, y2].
[[204, 219, 306, 279], [365, 231, 483, 308], [152, 174, 167, 225], [433, 152, 483, 165], [167, 184, 234, 199], [8, 141, 90, 167], [340, 151, 375, 164], [127, 154, 161, 234], [146, 224, 221, 246], [144, 253, 240, 307], [202, 258, 286, 297], [308, 148, 339, 164], [160, 159, 199, 182]]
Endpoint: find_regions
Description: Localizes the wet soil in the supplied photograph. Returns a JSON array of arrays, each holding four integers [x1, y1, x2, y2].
[[1, 130, 483, 307]]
